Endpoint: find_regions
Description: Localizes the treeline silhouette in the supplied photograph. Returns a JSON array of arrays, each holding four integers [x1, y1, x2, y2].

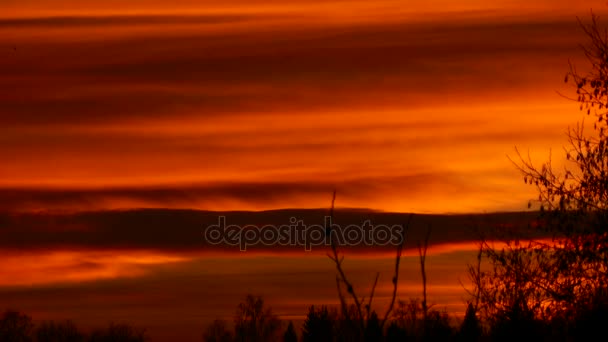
[[0, 310, 147, 342], [4, 288, 607, 342], [199, 291, 608, 342]]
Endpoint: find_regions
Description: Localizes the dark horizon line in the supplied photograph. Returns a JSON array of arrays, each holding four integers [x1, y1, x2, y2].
[[0, 206, 541, 217]]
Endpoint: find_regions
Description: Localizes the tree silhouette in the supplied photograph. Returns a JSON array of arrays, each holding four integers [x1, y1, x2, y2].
[[390, 298, 453, 341], [88, 323, 147, 342], [301, 305, 333, 342], [0, 310, 34, 342], [203, 319, 233, 342], [457, 303, 481, 342], [36, 320, 84, 342], [392, 299, 424, 338], [423, 309, 452, 341], [450, 10, 608, 341], [510, 10, 608, 322], [282, 321, 297, 342], [570, 289, 608, 340], [362, 312, 382, 342], [472, 238, 548, 330], [233, 294, 281, 342], [384, 321, 407, 342]]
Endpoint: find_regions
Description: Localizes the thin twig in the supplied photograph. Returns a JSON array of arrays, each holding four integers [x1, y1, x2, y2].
[[327, 190, 365, 332], [366, 272, 380, 320], [418, 226, 432, 322], [381, 214, 413, 328]]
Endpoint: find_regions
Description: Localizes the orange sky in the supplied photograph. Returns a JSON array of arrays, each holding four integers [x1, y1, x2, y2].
[[0, 208, 546, 340], [1, 1, 607, 340], [1, 0, 606, 213], [0, 246, 482, 341]]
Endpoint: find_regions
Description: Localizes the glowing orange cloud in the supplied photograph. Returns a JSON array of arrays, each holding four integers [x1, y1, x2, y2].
[[0, 1, 605, 215], [0, 250, 190, 286]]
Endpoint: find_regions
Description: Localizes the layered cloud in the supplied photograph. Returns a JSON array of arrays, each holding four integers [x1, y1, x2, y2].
[[0, 208, 541, 341], [0, 7, 599, 212], [1, 2, 599, 339], [0, 207, 540, 340]]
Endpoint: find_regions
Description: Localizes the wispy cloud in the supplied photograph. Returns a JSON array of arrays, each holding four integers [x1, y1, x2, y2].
[[0, 1, 600, 213]]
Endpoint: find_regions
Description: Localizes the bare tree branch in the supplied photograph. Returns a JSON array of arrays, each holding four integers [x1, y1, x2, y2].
[[381, 214, 413, 328]]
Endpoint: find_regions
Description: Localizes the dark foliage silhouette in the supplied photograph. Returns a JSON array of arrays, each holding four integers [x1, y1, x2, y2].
[[384, 321, 407, 342], [424, 310, 453, 341], [471, 238, 548, 336], [466, 9, 608, 341], [88, 323, 147, 342], [0, 312, 148, 342], [202, 319, 233, 342], [389, 298, 453, 342], [233, 294, 281, 342], [36, 320, 85, 342], [0, 310, 34, 342], [362, 312, 382, 342], [512, 10, 608, 311], [282, 321, 297, 342], [457, 303, 481, 342], [301, 305, 334, 342]]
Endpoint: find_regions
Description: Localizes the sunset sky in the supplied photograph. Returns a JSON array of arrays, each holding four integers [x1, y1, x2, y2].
[[2, 0, 605, 213], [1, 1, 607, 340]]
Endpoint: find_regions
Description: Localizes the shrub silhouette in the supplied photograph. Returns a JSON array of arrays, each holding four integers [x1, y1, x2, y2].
[[391, 299, 424, 338], [202, 319, 233, 342], [301, 305, 333, 342], [424, 310, 452, 341], [390, 298, 453, 342], [0, 310, 34, 342], [568, 288, 608, 340], [489, 302, 543, 342], [233, 294, 281, 342], [471, 238, 549, 332], [282, 321, 297, 342], [88, 322, 147, 342], [384, 321, 407, 342], [36, 320, 84, 342], [362, 312, 382, 342], [457, 303, 481, 342]]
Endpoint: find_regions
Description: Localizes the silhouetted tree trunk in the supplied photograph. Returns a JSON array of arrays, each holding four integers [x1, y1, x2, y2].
[[326, 191, 412, 340], [418, 227, 431, 324], [282, 321, 297, 342]]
